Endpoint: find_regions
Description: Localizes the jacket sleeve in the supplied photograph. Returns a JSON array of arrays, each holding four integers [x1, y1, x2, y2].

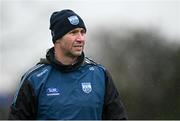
[[102, 70, 128, 120], [8, 78, 37, 120]]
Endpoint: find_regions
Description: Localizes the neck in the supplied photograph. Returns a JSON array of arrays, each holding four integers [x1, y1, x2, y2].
[[55, 55, 77, 65], [54, 49, 77, 65]]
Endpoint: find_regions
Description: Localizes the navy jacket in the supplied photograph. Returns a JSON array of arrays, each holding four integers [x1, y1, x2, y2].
[[8, 47, 127, 120]]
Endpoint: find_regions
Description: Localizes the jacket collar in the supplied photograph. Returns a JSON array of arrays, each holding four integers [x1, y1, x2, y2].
[[45, 47, 84, 72]]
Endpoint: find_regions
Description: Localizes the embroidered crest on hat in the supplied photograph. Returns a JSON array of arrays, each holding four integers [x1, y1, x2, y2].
[[68, 15, 79, 25]]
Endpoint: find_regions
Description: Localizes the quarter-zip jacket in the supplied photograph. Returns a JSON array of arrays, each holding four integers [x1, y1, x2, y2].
[[8, 48, 127, 120]]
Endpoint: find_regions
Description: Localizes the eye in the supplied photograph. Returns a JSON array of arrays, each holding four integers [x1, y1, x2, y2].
[[81, 29, 86, 34], [69, 30, 78, 34], [68, 29, 86, 35]]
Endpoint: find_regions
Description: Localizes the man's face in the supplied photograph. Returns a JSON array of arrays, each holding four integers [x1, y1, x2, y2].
[[55, 28, 86, 58]]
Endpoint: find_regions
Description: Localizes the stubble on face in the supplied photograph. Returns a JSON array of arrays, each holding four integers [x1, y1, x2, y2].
[[70, 41, 84, 56], [55, 28, 86, 61], [55, 38, 84, 59]]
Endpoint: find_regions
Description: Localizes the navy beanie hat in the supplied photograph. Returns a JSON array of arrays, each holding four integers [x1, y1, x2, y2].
[[49, 9, 86, 43]]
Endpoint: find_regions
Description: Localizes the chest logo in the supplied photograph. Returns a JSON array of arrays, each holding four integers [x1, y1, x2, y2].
[[46, 88, 60, 96], [81, 82, 92, 93]]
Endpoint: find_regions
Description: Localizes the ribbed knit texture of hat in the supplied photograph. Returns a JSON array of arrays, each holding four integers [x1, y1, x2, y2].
[[49, 9, 86, 43]]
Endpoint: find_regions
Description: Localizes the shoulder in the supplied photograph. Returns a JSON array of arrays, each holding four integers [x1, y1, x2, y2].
[[84, 57, 97, 65], [14, 64, 50, 97], [84, 57, 107, 71], [84, 57, 113, 80], [21, 64, 51, 83]]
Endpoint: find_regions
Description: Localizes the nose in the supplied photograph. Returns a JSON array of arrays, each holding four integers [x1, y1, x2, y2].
[[76, 32, 85, 42]]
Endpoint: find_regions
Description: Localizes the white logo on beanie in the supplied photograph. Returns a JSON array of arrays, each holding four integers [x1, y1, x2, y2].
[[68, 15, 79, 25]]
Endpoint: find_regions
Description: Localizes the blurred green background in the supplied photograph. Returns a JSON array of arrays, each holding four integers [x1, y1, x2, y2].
[[0, 0, 180, 119]]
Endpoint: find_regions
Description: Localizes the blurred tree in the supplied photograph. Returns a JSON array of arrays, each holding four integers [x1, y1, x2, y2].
[[91, 26, 180, 119]]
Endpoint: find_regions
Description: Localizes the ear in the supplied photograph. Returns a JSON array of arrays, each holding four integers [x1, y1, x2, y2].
[[54, 39, 62, 44]]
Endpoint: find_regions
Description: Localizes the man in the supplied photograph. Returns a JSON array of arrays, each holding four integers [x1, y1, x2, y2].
[[8, 9, 127, 120]]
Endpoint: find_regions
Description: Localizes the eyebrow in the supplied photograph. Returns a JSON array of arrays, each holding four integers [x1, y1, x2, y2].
[[70, 28, 85, 33]]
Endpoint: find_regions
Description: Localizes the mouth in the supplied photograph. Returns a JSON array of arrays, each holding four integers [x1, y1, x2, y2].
[[74, 45, 83, 48], [73, 45, 83, 51]]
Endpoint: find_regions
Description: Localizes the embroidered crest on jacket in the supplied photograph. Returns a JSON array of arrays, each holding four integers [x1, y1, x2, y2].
[[81, 82, 92, 93]]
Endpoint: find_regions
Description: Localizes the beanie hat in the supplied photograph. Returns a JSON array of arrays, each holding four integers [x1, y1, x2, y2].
[[49, 9, 86, 43]]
